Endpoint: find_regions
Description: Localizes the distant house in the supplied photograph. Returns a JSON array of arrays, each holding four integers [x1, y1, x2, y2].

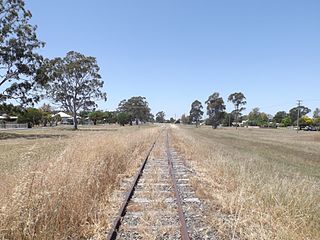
[[0, 114, 26, 129], [52, 112, 82, 125], [52, 112, 73, 124], [0, 114, 18, 123]]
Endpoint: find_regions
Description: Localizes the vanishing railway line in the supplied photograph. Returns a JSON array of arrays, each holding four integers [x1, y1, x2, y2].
[[106, 129, 215, 239]]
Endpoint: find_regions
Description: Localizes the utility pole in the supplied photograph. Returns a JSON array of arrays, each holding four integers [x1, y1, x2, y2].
[[297, 100, 302, 132]]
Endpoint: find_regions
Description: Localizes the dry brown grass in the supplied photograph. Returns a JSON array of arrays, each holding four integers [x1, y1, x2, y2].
[[0, 126, 160, 239], [171, 126, 320, 240]]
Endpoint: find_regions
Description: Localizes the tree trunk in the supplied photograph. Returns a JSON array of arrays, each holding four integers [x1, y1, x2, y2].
[[73, 114, 78, 130], [235, 114, 238, 130], [212, 121, 218, 129], [235, 107, 238, 130]]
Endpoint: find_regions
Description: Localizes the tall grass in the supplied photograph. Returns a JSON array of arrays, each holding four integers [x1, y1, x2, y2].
[[171, 127, 320, 239], [0, 127, 159, 239]]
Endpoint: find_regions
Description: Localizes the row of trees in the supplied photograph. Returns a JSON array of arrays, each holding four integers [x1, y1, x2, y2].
[[186, 92, 247, 128], [1, 1, 319, 130], [0, 101, 151, 127], [184, 93, 319, 129], [1, 1, 162, 129], [272, 107, 320, 127], [1, 0, 107, 129], [0, 103, 58, 127]]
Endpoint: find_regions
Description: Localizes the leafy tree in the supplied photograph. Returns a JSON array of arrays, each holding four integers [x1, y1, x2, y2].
[[314, 117, 320, 127], [289, 106, 311, 124], [117, 112, 130, 126], [155, 111, 165, 123], [281, 116, 292, 127], [241, 115, 248, 121], [181, 114, 190, 124], [79, 110, 89, 124], [17, 108, 42, 127], [228, 92, 246, 129], [0, 103, 22, 115], [105, 111, 117, 124], [189, 100, 203, 127], [118, 96, 151, 125], [248, 107, 268, 126], [299, 116, 313, 127], [88, 110, 105, 125], [313, 108, 320, 119], [38, 103, 53, 126], [248, 107, 260, 122], [40, 110, 52, 127], [222, 112, 235, 127], [0, 0, 45, 104], [43, 51, 107, 130], [273, 111, 287, 124], [205, 92, 226, 129], [148, 113, 155, 123]]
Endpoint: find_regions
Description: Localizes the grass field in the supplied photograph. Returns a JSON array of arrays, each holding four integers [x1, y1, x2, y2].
[[171, 125, 320, 239], [0, 125, 160, 239], [1, 125, 319, 239]]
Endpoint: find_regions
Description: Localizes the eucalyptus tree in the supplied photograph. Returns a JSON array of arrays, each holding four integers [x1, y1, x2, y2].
[[313, 108, 320, 119], [189, 100, 203, 127], [88, 110, 105, 125], [155, 111, 165, 123], [205, 92, 226, 129], [289, 106, 311, 124], [273, 111, 287, 124], [118, 96, 151, 125], [43, 51, 107, 130], [0, 103, 22, 115], [248, 107, 268, 126], [17, 107, 42, 126], [117, 112, 131, 126], [228, 92, 246, 129], [0, 0, 45, 104]]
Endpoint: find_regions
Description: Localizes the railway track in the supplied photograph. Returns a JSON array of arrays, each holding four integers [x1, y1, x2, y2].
[[106, 129, 216, 239]]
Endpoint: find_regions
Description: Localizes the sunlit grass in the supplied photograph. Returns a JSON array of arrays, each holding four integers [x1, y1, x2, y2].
[[171, 126, 320, 240], [0, 126, 159, 239]]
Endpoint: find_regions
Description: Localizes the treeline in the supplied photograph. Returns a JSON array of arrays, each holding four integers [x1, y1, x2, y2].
[[182, 92, 320, 129], [183, 92, 246, 129], [0, 95, 154, 127], [0, 1, 169, 129], [1, 1, 319, 130]]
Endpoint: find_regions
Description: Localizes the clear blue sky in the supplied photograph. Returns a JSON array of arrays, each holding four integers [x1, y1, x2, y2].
[[27, 0, 320, 118]]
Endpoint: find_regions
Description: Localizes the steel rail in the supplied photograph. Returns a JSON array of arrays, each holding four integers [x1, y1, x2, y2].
[[106, 136, 158, 240], [166, 131, 191, 240]]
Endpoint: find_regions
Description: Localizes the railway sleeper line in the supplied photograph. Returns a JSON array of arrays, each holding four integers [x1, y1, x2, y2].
[[106, 130, 216, 239]]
